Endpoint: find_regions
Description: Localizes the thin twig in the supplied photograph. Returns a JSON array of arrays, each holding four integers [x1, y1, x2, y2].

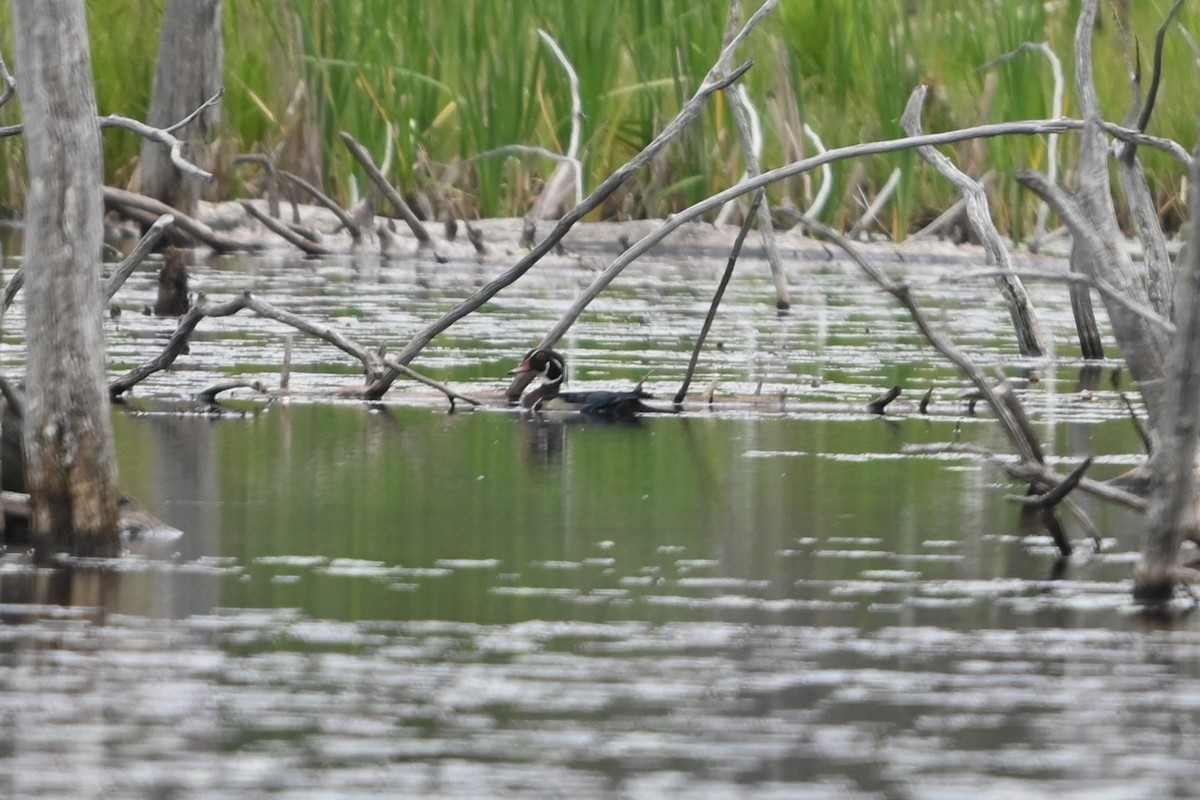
[[1129, 0, 1186, 147], [848, 167, 901, 240], [674, 191, 764, 404]]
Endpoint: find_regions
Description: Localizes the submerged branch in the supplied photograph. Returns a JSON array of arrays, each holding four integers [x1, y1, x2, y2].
[[794, 211, 1044, 465], [109, 291, 477, 409], [903, 443, 1147, 512]]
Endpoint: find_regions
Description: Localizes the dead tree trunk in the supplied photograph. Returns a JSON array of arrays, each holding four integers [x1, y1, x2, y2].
[[12, 0, 121, 559], [1134, 152, 1200, 604], [138, 0, 223, 216]]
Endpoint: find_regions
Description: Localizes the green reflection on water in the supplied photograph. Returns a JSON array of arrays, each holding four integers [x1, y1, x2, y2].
[[110, 405, 1143, 628]]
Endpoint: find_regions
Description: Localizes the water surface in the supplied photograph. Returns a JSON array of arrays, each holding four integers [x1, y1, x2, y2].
[[1, 241, 1194, 799]]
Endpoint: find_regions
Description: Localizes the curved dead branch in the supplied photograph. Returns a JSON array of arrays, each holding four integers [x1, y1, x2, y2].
[[197, 379, 271, 405], [104, 186, 264, 254]]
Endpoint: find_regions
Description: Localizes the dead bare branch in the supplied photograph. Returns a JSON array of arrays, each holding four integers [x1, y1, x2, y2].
[[901, 85, 1045, 357], [903, 443, 1148, 512], [96, 88, 225, 181], [280, 170, 360, 240], [104, 186, 263, 253], [340, 132, 446, 262], [241, 202, 335, 256], [674, 191, 763, 404], [1129, 0, 1186, 149], [1009, 457, 1094, 510], [104, 214, 176, 301]]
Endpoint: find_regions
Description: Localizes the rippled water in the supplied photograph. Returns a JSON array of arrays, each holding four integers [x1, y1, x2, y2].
[[1, 234, 1196, 798]]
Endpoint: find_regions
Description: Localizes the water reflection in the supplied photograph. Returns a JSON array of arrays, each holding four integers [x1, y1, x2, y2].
[[0, 565, 118, 616], [0, 404, 1193, 797]]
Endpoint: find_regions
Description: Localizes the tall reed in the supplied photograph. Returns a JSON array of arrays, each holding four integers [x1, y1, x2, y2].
[[0, 1, 1194, 236]]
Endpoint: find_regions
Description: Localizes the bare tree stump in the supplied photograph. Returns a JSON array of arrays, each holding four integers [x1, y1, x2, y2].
[[155, 246, 191, 316]]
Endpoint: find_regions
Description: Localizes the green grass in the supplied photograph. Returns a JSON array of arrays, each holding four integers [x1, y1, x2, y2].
[[0, 0, 1195, 236]]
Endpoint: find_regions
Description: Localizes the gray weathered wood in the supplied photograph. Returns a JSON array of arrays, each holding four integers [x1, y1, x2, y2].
[[12, 0, 120, 558], [1135, 149, 1200, 604], [1068, 0, 1170, 427], [138, 0, 222, 215], [900, 86, 1045, 357]]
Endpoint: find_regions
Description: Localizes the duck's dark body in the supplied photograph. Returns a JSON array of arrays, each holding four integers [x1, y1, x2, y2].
[[509, 348, 668, 418]]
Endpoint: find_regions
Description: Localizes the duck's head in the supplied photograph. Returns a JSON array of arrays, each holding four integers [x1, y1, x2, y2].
[[509, 348, 565, 384]]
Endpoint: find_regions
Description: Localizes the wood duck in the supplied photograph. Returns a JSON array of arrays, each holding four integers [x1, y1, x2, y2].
[[509, 348, 666, 417]]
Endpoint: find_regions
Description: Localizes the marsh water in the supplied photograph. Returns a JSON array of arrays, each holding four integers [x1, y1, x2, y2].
[[2, 233, 1199, 799]]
